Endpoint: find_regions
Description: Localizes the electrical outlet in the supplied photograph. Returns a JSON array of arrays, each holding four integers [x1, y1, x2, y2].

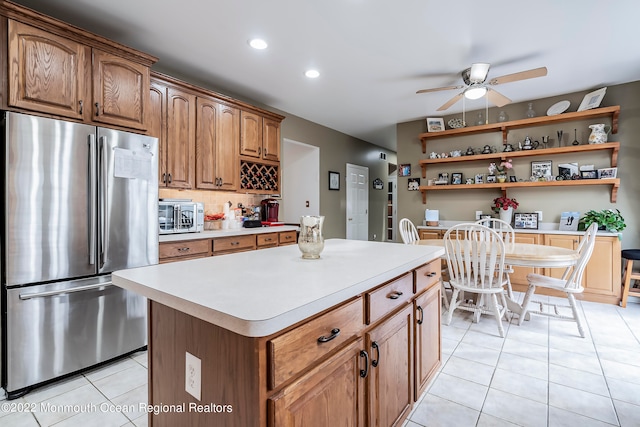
[[185, 352, 201, 400], [475, 210, 483, 221], [535, 210, 543, 221]]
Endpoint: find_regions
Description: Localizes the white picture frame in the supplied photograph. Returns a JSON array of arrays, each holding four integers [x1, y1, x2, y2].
[[426, 117, 445, 132], [598, 167, 617, 179], [577, 87, 607, 111]]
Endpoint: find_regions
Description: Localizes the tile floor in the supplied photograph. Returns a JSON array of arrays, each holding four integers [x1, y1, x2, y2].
[[0, 295, 638, 426]]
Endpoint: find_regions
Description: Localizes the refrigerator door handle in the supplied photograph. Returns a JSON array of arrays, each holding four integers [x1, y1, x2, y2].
[[18, 282, 113, 300], [99, 136, 109, 268], [88, 134, 97, 265]]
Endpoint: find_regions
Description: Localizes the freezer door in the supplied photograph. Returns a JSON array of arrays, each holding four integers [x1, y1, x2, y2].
[[4, 112, 97, 286], [4, 276, 147, 393], [97, 128, 158, 273]]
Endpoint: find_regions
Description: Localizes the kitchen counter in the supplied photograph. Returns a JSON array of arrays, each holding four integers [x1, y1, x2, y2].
[[112, 238, 444, 337], [417, 221, 621, 237], [158, 224, 298, 243]]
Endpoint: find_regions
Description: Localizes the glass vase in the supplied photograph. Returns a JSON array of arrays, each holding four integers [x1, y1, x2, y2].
[[526, 102, 536, 118], [298, 216, 325, 259]]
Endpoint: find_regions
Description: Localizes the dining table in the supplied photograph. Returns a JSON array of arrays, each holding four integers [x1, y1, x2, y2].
[[416, 239, 580, 318]]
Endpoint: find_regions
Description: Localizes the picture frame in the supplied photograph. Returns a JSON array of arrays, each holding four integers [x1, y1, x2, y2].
[[580, 170, 598, 179], [509, 175, 518, 182], [577, 87, 607, 112], [486, 174, 497, 183], [451, 172, 463, 185], [598, 167, 617, 179], [513, 212, 539, 230], [328, 171, 340, 190], [407, 178, 420, 190], [372, 178, 384, 189], [399, 164, 411, 177], [558, 162, 579, 180], [426, 117, 445, 132], [438, 172, 449, 182], [531, 160, 553, 178], [474, 174, 484, 184], [559, 211, 580, 231]]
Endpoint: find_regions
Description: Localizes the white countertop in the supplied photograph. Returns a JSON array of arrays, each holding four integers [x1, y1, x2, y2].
[[159, 225, 298, 242], [112, 239, 444, 337], [417, 221, 621, 237]]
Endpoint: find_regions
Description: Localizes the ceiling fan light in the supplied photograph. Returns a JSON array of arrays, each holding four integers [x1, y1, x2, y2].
[[465, 86, 487, 100], [469, 63, 491, 82]]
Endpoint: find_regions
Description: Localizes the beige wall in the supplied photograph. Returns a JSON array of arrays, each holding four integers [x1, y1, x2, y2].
[[396, 81, 640, 249]]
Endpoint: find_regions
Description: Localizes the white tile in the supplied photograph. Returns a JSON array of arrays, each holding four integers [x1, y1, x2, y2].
[[548, 405, 618, 427], [607, 377, 640, 406], [409, 393, 479, 426], [84, 358, 139, 383], [505, 325, 548, 347], [548, 382, 618, 425], [601, 359, 640, 384], [452, 341, 501, 367], [132, 413, 149, 427], [51, 400, 131, 427], [613, 399, 640, 427], [110, 384, 148, 421], [501, 338, 548, 363], [596, 344, 640, 368], [427, 372, 488, 411], [549, 334, 597, 356], [23, 375, 90, 404], [32, 383, 105, 426], [490, 368, 548, 404], [132, 353, 148, 369], [549, 364, 609, 397], [476, 412, 524, 427], [496, 352, 548, 381], [441, 355, 496, 386], [441, 336, 459, 355], [549, 347, 603, 375], [461, 329, 506, 351], [0, 411, 40, 427], [91, 364, 148, 400], [482, 388, 547, 427]]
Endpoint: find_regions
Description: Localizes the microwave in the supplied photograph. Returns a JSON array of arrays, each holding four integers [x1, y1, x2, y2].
[[159, 199, 204, 234]]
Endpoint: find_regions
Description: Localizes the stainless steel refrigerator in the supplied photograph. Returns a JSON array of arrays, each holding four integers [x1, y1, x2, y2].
[[1, 111, 158, 398]]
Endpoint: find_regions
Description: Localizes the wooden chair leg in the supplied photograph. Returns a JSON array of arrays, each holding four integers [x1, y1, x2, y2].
[[621, 259, 633, 308]]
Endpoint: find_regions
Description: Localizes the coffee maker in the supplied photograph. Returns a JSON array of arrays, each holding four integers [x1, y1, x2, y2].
[[260, 198, 279, 222]]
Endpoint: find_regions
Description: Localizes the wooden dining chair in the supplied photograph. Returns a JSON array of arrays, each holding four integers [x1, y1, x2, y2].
[[399, 218, 420, 244], [443, 223, 509, 337], [518, 223, 598, 337], [476, 218, 516, 299]]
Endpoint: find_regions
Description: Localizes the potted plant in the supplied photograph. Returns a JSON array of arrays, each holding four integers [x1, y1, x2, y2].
[[491, 196, 519, 224], [488, 159, 513, 183], [578, 209, 626, 233]]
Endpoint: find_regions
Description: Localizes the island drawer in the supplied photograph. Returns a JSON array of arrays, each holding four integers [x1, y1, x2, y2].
[[257, 233, 279, 248], [366, 272, 413, 325], [414, 259, 441, 294], [159, 239, 210, 260], [212, 235, 256, 254], [279, 230, 297, 245], [267, 297, 363, 390]]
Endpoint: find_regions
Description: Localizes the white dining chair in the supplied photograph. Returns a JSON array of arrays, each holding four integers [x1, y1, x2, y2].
[[443, 223, 509, 337], [476, 218, 516, 299], [399, 218, 420, 244], [518, 223, 598, 337]]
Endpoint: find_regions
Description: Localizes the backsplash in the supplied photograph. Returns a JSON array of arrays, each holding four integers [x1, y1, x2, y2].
[[159, 189, 266, 214]]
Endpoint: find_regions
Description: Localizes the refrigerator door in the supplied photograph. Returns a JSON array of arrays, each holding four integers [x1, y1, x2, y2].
[[5, 276, 147, 394], [97, 128, 158, 273], [4, 112, 97, 286]]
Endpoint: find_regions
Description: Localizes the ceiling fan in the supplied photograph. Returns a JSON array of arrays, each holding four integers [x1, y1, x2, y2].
[[416, 63, 548, 111]]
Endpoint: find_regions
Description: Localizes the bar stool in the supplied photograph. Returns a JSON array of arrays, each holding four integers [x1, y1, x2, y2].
[[621, 249, 640, 307]]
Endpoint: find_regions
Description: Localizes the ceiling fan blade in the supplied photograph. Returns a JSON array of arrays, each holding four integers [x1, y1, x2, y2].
[[437, 92, 464, 111], [416, 85, 464, 94], [469, 63, 491, 82], [488, 67, 548, 85], [486, 88, 512, 107]]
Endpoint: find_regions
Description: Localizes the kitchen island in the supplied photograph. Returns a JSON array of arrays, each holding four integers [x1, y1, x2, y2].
[[113, 239, 444, 426]]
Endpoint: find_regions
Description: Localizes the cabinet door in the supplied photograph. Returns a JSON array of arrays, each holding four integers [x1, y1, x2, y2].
[[543, 234, 578, 279], [510, 233, 541, 286], [92, 49, 149, 130], [263, 117, 281, 161], [268, 338, 366, 427], [583, 237, 621, 298], [414, 284, 440, 401], [195, 97, 219, 189], [240, 110, 262, 158], [419, 230, 440, 240], [165, 87, 196, 189], [8, 20, 88, 120], [216, 104, 240, 190], [366, 304, 413, 427], [148, 81, 167, 186]]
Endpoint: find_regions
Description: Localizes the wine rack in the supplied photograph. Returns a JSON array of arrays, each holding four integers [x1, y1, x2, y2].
[[240, 161, 279, 193]]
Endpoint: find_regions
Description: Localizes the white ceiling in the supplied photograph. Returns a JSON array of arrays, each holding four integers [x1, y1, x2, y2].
[[11, 0, 640, 151]]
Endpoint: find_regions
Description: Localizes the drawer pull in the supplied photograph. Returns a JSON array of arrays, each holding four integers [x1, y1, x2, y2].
[[231, 241, 240, 246], [371, 341, 380, 367], [416, 306, 424, 325], [177, 247, 190, 252], [317, 328, 340, 343], [388, 291, 403, 300], [425, 271, 436, 277], [359, 350, 369, 378], [265, 238, 273, 242]]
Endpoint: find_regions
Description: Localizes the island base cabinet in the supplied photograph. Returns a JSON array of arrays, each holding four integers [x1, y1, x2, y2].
[[267, 338, 366, 427], [414, 283, 441, 401]]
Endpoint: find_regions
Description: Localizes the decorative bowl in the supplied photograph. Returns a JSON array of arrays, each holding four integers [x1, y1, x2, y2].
[[448, 118, 466, 129]]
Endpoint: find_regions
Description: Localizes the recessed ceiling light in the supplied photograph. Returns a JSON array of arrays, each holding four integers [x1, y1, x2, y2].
[[305, 69, 320, 78], [248, 38, 268, 50]]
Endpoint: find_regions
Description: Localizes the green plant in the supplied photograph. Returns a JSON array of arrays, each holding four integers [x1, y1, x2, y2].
[[578, 209, 626, 232]]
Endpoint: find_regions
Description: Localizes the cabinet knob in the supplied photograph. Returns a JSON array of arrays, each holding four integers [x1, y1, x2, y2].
[[79, 100, 84, 115]]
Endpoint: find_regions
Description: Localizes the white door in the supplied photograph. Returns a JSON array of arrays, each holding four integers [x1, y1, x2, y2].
[[346, 163, 368, 240]]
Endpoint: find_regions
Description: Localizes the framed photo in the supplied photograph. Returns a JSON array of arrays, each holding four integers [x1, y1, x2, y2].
[[581, 170, 598, 179], [577, 87, 607, 112], [407, 178, 420, 190], [509, 175, 517, 182], [513, 213, 539, 230], [474, 174, 484, 184], [438, 172, 449, 182], [328, 171, 340, 190], [531, 160, 553, 178], [426, 117, 445, 132], [372, 178, 384, 189], [598, 167, 617, 179], [558, 162, 579, 180], [486, 174, 497, 183], [399, 164, 411, 177], [559, 211, 580, 231], [451, 172, 463, 185]]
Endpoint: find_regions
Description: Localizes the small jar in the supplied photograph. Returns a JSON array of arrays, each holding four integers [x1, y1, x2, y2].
[[526, 102, 536, 118], [498, 110, 509, 122]]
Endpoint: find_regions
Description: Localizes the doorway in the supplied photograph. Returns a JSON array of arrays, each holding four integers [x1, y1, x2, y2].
[[281, 139, 320, 223], [346, 163, 368, 240]]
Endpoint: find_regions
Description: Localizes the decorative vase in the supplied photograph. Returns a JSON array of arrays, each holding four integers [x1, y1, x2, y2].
[[499, 207, 513, 224], [526, 102, 536, 118], [498, 110, 509, 122], [298, 215, 325, 259], [588, 123, 611, 144], [497, 175, 507, 183]]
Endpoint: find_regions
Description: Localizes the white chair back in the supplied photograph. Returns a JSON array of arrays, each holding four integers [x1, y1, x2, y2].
[[563, 223, 598, 290], [444, 223, 506, 291], [399, 218, 420, 244], [475, 218, 515, 246]]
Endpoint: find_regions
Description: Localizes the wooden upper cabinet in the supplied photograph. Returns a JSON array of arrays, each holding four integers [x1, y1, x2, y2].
[[147, 81, 167, 186], [263, 117, 281, 161], [8, 20, 88, 120], [165, 86, 196, 189], [240, 110, 263, 158], [216, 104, 240, 190], [92, 49, 149, 131]]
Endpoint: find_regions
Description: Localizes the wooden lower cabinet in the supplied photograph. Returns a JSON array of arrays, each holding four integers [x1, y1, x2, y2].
[[158, 239, 211, 263], [414, 283, 441, 400], [419, 230, 440, 240], [510, 233, 541, 285]]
